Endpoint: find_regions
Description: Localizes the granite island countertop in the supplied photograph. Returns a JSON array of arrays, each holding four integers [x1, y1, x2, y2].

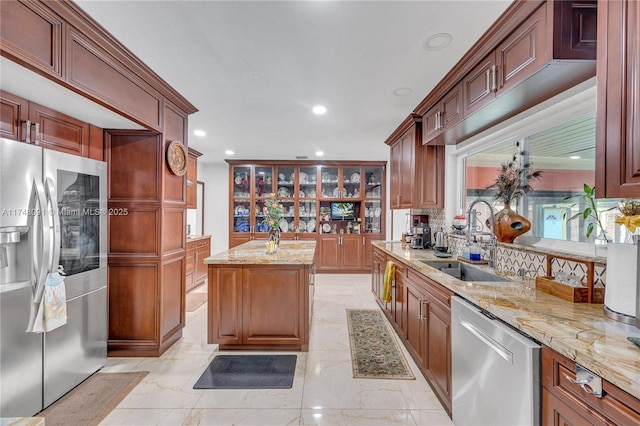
[[204, 240, 316, 265], [373, 240, 640, 401], [186, 234, 211, 242]]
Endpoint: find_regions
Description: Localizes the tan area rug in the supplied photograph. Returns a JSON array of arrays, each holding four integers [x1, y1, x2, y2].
[[346, 309, 415, 379], [38, 371, 148, 426], [186, 291, 208, 312]]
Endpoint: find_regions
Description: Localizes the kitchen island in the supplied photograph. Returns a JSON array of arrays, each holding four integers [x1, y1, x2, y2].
[[204, 240, 316, 351]]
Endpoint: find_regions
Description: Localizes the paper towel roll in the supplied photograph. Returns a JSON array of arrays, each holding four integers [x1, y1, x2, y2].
[[605, 243, 638, 317]]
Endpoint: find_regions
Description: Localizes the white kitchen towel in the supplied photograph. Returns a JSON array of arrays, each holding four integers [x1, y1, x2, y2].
[[27, 268, 68, 333]]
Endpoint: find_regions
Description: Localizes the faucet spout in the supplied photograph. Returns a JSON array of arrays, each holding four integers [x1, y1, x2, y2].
[[466, 199, 497, 269]]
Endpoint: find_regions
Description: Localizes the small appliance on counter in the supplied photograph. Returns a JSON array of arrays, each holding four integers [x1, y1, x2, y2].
[[434, 227, 448, 253], [410, 224, 431, 249]]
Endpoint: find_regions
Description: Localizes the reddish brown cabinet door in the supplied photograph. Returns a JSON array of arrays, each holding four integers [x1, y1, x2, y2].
[[403, 281, 426, 367], [495, 4, 547, 95], [341, 235, 364, 271], [186, 153, 198, 208], [463, 54, 497, 117], [423, 83, 463, 145], [317, 235, 340, 271], [596, 0, 640, 198], [415, 144, 445, 208], [424, 299, 452, 413], [542, 389, 609, 426], [208, 267, 243, 345], [0, 91, 28, 141], [28, 102, 89, 157], [389, 129, 415, 209]]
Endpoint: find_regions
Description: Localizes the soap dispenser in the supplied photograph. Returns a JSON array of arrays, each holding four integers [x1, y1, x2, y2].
[[469, 236, 482, 261]]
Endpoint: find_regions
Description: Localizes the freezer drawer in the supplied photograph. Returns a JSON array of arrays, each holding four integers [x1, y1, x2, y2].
[[452, 296, 541, 426], [43, 286, 107, 408]]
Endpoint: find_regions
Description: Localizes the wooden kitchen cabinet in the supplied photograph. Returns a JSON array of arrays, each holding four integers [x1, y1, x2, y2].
[[317, 234, 364, 272], [542, 347, 640, 425], [423, 83, 463, 145], [228, 160, 385, 273], [0, 91, 102, 159], [185, 236, 210, 293], [389, 122, 416, 208], [388, 115, 445, 209], [186, 148, 201, 209], [208, 262, 311, 351], [596, 0, 640, 198]]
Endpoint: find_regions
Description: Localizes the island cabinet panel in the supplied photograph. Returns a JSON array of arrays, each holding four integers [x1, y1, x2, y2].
[[209, 267, 243, 345], [242, 267, 304, 346], [206, 241, 314, 351], [542, 347, 640, 425], [0, 0, 62, 78], [596, 0, 640, 198]]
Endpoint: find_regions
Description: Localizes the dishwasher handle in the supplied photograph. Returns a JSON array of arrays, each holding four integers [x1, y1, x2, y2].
[[458, 313, 513, 364]]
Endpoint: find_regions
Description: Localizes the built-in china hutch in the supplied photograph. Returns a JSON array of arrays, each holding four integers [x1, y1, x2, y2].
[[227, 160, 386, 272]]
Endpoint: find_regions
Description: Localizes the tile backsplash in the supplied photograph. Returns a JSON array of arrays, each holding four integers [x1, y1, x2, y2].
[[448, 234, 606, 286]]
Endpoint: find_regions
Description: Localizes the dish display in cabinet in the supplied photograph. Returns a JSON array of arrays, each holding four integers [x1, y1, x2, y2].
[[228, 161, 386, 264]]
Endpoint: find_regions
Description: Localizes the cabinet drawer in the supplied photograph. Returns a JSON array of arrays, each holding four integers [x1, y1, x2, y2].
[[195, 238, 210, 248], [407, 269, 451, 308], [542, 347, 640, 425]]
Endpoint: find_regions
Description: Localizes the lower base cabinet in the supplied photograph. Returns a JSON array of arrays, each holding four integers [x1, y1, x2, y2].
[[208, 264, 311, 351], [373, 247, 453, 415], [542, 347, 640, 425], [185, 236, 210, 293]]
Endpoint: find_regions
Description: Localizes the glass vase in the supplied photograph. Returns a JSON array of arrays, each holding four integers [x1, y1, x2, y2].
[[266, 227, 280, 254]]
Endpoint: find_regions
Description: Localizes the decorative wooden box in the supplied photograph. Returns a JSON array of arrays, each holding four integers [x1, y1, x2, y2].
[[535, 254, 604, 303]]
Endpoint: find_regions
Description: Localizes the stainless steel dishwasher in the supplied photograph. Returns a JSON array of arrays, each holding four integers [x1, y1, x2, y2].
[[451, 296, 541, 426]]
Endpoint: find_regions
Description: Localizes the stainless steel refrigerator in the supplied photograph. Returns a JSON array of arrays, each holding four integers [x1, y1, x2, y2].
[[0, 137, 107, 417]]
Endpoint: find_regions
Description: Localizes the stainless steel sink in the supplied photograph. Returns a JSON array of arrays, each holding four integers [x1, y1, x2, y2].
[[419, 260, 509, 282]]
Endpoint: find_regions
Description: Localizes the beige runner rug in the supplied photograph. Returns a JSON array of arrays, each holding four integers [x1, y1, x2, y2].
[[38, 371, 148, 426], [186, 291, 208, 312], [346, 309, 415, 379]]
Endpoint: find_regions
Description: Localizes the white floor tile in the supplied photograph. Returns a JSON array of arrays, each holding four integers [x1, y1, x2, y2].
[[102, 272, 451, 423]]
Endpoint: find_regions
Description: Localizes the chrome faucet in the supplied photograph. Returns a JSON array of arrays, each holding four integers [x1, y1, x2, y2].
[[466, 199, 497, 270]]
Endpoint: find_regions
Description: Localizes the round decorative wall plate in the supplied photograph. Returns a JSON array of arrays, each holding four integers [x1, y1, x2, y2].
[[167, 140, 187, 176]]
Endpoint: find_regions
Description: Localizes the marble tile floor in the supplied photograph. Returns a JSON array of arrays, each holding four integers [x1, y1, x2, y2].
[[101, 274, 452, 426]]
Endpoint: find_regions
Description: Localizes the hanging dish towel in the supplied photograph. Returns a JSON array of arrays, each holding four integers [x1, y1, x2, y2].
[[27, 267, 67, 333], [382, 261, 394, 303]]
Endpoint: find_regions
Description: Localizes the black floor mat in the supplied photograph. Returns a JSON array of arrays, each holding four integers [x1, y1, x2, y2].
[[193, 354, 297, 389]]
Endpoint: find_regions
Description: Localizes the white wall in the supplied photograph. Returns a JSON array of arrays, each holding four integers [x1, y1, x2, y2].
[[199, 162, 230, 256]]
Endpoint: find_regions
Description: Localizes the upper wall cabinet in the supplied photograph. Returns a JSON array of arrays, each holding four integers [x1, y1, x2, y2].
[[596, 0, 640, 198], [0, 1, 63, 79], [0, 1, 198, 130], [388, 115, 444, 209], [417, 0, 597, 146]]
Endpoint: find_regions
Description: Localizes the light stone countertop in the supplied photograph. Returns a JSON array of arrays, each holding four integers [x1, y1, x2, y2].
[[373, 240, 640, 401], [204, 240, 316, 265], [0, 418, 44, 426], [186, 234, 211, 242]]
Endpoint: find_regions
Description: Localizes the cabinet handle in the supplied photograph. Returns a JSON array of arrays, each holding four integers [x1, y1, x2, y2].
[[433, 112, 439, 132], [421, 300, 429, 322], [438, 111, 444, 130], [418, 298, 423, 320], [491, 65, 498, 92], [362, 237, 365, 246], [33, 123, 41, 144], [23, 120, 32, 143], [485, 69, 491, 94]]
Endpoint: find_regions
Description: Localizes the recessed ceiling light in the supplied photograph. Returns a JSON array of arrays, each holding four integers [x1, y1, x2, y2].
[[393, 87, 412, 97], [569, 155, 581, 159], [315, 151, 324, 157], [312, 105, 327, 115], [193, 129, 206, 137], [225, 150, 234, 155], [423, 33, 453, 51]]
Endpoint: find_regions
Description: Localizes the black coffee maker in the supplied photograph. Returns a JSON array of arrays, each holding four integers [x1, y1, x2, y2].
[[410, 224, 431, 249]]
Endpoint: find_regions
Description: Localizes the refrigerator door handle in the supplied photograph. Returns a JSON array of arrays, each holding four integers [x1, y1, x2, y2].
[[45, 178, 61, 272], [28, 179, 51, 303]]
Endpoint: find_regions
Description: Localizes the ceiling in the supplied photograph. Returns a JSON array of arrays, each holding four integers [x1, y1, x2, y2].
[[72, 0, 512, 164]]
